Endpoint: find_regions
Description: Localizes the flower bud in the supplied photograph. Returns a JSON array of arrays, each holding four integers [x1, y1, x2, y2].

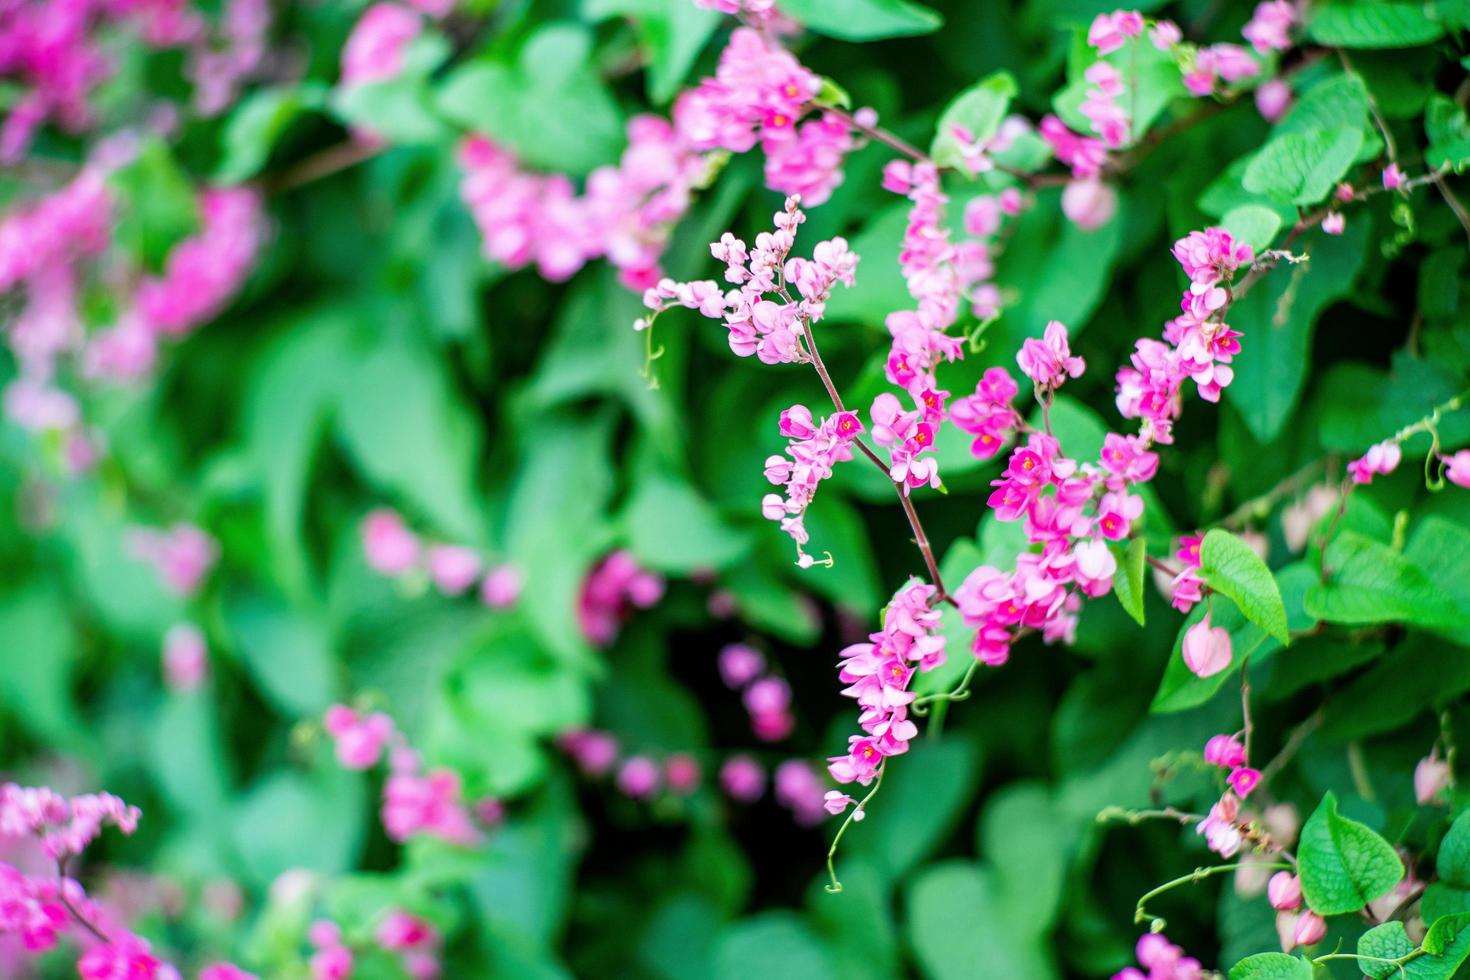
[[1203, 734, 1247, 768], [1416, 751, 1452, 805], [1182, 615, 1232, 678], [1255, 79, 1292, 122], [1061, 179, 1117, 231], [1293, 910, 1327, 947], [1268, 872, 1302, 911]]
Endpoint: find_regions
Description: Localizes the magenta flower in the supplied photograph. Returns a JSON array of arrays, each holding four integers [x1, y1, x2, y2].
[[1242, 0, 1298, 53], [479, 564, 524, 609], [1228, 766, 1262, 798], [1347, 439, 1401, 484], [616, 756, 660, 800], [161, 623, 208, 694], [664, 754, 702, 795], [718, 643, 766, 688], [1255, 79, 1293, 121], [719, 755, 766, 803], [1018, 320, 1086, 390], [1383, 162, 1406, 191], [323, 705, 395, 770], [426, 544, 481, 596], [362, 509, 420, 576], [340, 3, 422, 87], [1203, 734, 1247, 769]]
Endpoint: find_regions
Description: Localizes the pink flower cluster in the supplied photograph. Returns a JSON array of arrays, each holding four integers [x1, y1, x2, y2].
[[0, 783, 140, 862], [718, 644, 795, 741], [762, 404, 864, 561], [1018, 320, 1086, 391], [577, 550, 665, 646], [1117, 227, 1253, 443], [1111, 933, 1203, 980], [78, 933, 179, 980], [1242, 0, 1297, 54], [1086, 10, 1144, 55], [127, 523, 219, 597], [772, 759, 827, 826], [870, 392, 940, 493], [457, 114, 708, 290], [359, 508, 524, 610], [878, 162, 973, 398], [87, 186, 265, 383], [673, 27, 819, 158], [1346, 439, 1402, 484], [0, 862, 68, 950], [1182, 43, 1259, 97], [340, 3, 422, 87], [1166, 534, 1204, 613], [1203, 733, 1261, 800], [186, 0, 270, 116], [1040, 115, 1107, 180], [322, 705, 488, 847], [950, 366, 1023, 460], [1079, 62, 1129, 148], [376, 908, 443, 980], [825, 579, 944, 798]]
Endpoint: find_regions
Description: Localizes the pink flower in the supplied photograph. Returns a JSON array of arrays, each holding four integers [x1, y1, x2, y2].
[[200, 966, 258, 980], [1242, 0, 1297, 53], [773, 760, 827, 826], [362, 509, 420, 575], [382, 767, 480, 845], [426, 544, 481, 596], [1197, 793, 1243, 857], [1040, 115, 1108, 179], [1383, 163, 1406, 190], [1321, 212, 1345, 235], [377, 909, 439, 951], [128, 523, 219, 597], [719, 755, 766, 802], [1347, 439, 1401, 484], [78, 934, 169, 980], [310, 943, 353, 980], [1182, 614, 1232, 678], [1017, 321, 1086, 390], [1416, 749, 1452, 804], [577, 550, 666, 646], [718, 643, 765, 688], [1444, 450, 1470, 488], [1203, 734, 1246, 768], [1255, 79, 1293, 121], [479, 564, 523, 608], [1061, 179, 1118, 230], [1087, 10, 1144, 54], [664, 754, 702, 795], [1150, 19, 1183, 49], [1268, 872, 1303, 911], [617, 756, 660, 800], [1229, 766, 1262, 798], [162, 623, 208, 693], [323, 705, 395, 770], [823, 790, 863, 819], [1292, 910, 1326, 948], [133, 188, 263, 337], [341, 3, 422, 86]]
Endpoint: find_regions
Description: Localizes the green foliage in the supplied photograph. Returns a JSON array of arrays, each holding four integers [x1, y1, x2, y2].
[[1199, 530, 1290, 644], [773, 0, 942, 39], [1111, 537, 1147, 626], [931, 72, 1017, 170], [1306, 3, 1448, 48], [1228, 953, 1313, 980], [1305, 531, 1470, 632], [1243, 127, 1365, 206], [1298, 791, 1404, 916]]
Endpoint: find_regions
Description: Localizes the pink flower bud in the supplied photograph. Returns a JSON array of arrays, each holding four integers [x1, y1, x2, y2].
[[162, 623, 208, 693], [664, 753, 702, 795], [1061, 179, 1117, 231], [1416, 751, 1452, 805], [1321, 212, 1345, 235], [1383, 163, 1406, 190], [1442, 450, 1470, 489], [1255, 79, 1292, 122], [1268, 872, 1302, 910], [718, 643, 765, 688], [426, 544, 481, 596], [479, 564, 523, 609], [617, 756, 660, 800], [719, 755, 766, 802], [1203, 734, 1247, 768], [1293, 910, 1326, 947], [1182, 615, 1232, 677], [362, 509, 419, 575]]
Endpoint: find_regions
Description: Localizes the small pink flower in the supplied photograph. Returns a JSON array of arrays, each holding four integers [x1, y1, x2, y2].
[[323, 705, 395, 770], [1292, 909, 1326, 948], [1442, 450, 1470, 488], [1203, 734, 1246, 768], [426, 544, 481, 596], [1017, 320, 1085, 390], [719, 755, 765, 802], [162, 623, 208, 693], [1268, 872, 1302, 911], [1182, 614, 1232, 678], [362, 509, 420, 575], [1321, 212, 1345, 235], [1255, 79, 1292, 122], [377, 909, 438, 951], [341, 3, 422, 87], [1383, 163, 1406, 190], [479, 564, 523, 608], [664, 753, 702, 795], [1416, 749, 1452, 804], [1061, 179, 1117, 231], [1229, 766, 1262, 798], [560, 729, 620, 777], [200, 965, 258, 980], [617, 756, 660, 800], [718, 643, 765, 688], [822, 790, 863, 819], [1347, 440, 1401, 484]]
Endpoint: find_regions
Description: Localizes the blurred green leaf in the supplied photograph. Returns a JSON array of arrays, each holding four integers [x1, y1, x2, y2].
[[1307, 3, 1447, 48], [775, 0, 941, 40], [931, 72, 1017, 170], [1243, 127, 1364, 205]]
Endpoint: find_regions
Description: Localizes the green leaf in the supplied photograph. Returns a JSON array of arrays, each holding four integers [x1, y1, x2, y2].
[[1111, 537, 1147, 626], [623, 473, 749, 574], [1438, 809, 1470, 888], [223, 591, 338, 717], [931, 72, 1018, 170], [1308, 3, 1447, 48], [1358, 915, 1470, 979], [712, 914, 838, 980], [0, 587, 83, 750], [1200, 530, 1290, 644], [1305, 531, 1470, 631], [436, 23, 624, 174], [1298, 791, 1404, 915], [1426, 94, 1470, 172], [1318, 633, 1470, 741], [1152, 598, 1278, 713], [1227, 952, 1314, 980], [1423, 883, 1470, 924], [1227, 220, 1371, 442], [906, 862, 1057, 980], [1243, 127, 1365, 205], [1222, 204, 1283, 253], [108, 138, 201, 271], [230, 764, 366, 890], [330, 35, 452, 146], [215, 83, 326, 183], [774, 0, 942, 40], [980, 784, 1070, 935], [995, 186, 1123, 337], [582, 0, 720, 104], [848, 739, 981, 877]]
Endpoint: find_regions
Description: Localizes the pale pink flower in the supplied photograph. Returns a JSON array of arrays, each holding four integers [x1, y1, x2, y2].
[[1268, 872, 1302, 910], [162, 623, 208, 693], [719, 755, 766, 802], [479, 564, 523, 608], [362, 509, 420, 575], [1321, 212, 1345, 235], [341, 3, 422, 86], [1416, 749, 1452, 804], [1182, 614, 1232, 677], [426, 544, 481, 596], [617, 756, 660, 800], [1443, 450, 1470, 488], [1383, 163, 1406, 190]]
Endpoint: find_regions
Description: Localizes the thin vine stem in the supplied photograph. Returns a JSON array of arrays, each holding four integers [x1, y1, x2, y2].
[[825, 766, 885, 893], [1132, 861, 1290, 927]]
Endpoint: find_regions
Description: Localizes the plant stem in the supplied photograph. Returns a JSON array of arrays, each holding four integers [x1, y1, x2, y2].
[[825, 766, 885, 893], [1132, 861, 1290, 927], [56, 859, 111, 945]]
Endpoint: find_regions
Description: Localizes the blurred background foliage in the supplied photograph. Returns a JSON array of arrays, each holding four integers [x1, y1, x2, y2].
[[2, 0, 1470, 976]]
